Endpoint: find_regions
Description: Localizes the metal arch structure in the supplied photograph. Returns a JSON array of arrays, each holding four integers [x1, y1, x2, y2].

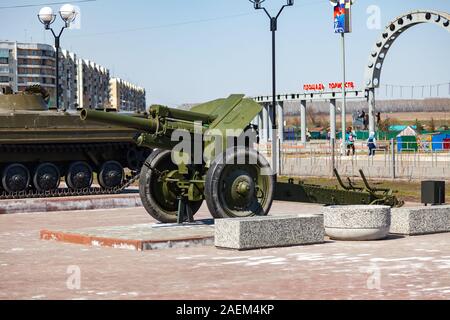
[[364, 10, 450, 133]]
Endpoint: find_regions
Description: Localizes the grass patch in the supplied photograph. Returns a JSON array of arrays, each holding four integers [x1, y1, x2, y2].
[[279, 176, 449, 203]]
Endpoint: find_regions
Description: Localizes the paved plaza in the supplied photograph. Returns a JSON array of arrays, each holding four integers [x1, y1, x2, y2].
[[0, 201, 449, 300]]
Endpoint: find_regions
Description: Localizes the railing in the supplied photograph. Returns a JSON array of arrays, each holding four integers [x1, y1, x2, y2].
[[258, 140, 450, 180]]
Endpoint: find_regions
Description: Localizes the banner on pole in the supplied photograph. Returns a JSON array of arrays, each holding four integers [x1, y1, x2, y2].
[[333, 0, 352, 33]]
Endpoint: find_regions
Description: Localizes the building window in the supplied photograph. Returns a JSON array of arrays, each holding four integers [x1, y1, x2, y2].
[[0, 49, 9, 58]]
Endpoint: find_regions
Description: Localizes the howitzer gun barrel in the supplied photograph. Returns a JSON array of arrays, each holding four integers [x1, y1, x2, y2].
[[81, 105, 216, 133], [150, 105, 215, 124], [80, 109, 158, 133]]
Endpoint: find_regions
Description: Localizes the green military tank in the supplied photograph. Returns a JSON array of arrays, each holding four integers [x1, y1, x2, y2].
[[0, 86, 151, 198]]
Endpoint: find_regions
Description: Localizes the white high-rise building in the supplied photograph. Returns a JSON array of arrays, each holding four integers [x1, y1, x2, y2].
[[76, 59, 110, 110], [0, 41, 56, 96], [0, 41, 146, 111]]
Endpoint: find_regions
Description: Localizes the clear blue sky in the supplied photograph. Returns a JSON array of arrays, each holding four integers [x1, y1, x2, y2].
[[1, 0, 449, 105]]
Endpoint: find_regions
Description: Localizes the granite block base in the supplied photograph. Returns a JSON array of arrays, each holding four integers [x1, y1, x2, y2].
[[390, 205, 450, 235], [214, 215, 324, 250]]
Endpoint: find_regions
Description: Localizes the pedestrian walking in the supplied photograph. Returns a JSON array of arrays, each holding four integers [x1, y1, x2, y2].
[[367, 132, 377, 156], [346, 127, 356, 156], [376, 112, 381, 126]]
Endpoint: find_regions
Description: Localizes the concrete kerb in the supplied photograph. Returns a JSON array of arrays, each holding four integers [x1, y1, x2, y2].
[[0, 193, 142, 214]]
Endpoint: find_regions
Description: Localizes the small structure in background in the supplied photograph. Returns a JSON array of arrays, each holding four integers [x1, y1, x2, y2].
[[397, 126, 418, 151], [396, 126, 450, 152], [421, 181, 446, 206]]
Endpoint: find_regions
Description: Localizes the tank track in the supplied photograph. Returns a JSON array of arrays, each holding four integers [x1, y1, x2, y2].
[[0, 142, 132, 153], [0, 171, 140, 200], [0, 142, 143, 200]]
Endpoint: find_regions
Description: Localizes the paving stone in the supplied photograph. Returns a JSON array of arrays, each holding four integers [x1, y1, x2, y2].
[[322, 205, 391, 241], [390, 205, 450, 235], [215, 215, 324, 250], [2, 203, 450, 299]]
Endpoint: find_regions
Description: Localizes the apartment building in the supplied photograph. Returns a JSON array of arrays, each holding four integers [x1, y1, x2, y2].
[[59, 49, 78, 110], [76, 59, 110, 110], [1, 41, 145, 111], [0, 41, 56, 97], [110, 77, 146, 112]]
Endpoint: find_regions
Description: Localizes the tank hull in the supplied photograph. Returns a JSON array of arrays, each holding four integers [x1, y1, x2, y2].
[[0, 109, 151, 196]]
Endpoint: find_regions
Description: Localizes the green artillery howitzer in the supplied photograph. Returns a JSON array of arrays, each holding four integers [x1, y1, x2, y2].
[[81, 94, 403, 223], [81, 94, 275, 223]]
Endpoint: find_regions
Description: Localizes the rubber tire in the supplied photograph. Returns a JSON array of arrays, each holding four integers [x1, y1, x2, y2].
[[139, 149, 203, 223], [32, 163, 61, 191], [205, 147, 275, 219]]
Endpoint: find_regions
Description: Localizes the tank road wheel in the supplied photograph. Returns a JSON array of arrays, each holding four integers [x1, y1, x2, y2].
[[205, 147, 275, 219], [33, 163, 61, 191], [139, 149, 203, 223], [66, 162, 93, 190], [1, 164, 30, 193], [98, 161, 124, 189]]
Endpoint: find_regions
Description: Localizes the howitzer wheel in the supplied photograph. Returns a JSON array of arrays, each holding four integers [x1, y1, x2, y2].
[[205, 147, 275, 219], [33, 163, 61, 191], [139, 149, 203, 223]]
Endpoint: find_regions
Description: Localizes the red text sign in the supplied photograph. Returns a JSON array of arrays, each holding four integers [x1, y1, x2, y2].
[[303, 82, 355, 91]]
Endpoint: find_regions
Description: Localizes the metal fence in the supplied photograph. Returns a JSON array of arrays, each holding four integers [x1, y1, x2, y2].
[[258, 140, 450, 180]]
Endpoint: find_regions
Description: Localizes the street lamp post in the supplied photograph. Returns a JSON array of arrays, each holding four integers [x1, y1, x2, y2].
[[38, 4, 77, 110], [249, 0, 294, 179], [330, 0, 355, 154]]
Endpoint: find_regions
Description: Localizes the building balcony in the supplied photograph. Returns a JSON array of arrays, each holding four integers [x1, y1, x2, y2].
[[17, 55, 56, 61], [18, 64, 55, 69], [18, 73, 56, 79], [19, 82, 55, 88]]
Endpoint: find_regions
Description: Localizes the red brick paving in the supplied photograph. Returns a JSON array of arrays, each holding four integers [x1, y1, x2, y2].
[[0, 202, 449, 300]]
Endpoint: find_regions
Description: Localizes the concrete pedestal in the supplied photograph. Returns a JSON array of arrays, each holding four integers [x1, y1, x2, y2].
[[41, 221, 215, 251]]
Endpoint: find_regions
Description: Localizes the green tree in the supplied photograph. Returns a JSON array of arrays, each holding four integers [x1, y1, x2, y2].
[[429, 118, 436, 132], [378, 117, 390, 132], [414, 119, 423, 134]]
